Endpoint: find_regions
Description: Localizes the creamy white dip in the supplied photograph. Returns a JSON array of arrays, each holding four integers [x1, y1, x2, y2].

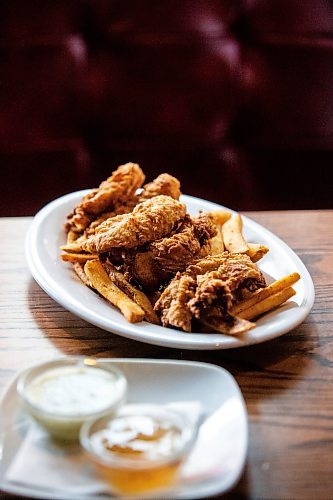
[[26, 365, 119, 416], [18, 360, 127, 440]]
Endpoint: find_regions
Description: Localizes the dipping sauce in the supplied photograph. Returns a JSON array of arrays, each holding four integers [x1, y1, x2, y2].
[[95, 414, 182, 458], [26, 366, 119, 415], [17, 358, 127, 440], [80, 405, 198, 495]]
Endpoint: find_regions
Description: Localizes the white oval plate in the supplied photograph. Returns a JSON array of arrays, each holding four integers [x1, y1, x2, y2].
[[25, 190, 314, 350], [0, 359, 247, 499]]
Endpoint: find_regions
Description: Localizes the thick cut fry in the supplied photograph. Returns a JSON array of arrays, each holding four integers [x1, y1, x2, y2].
[[238, 287, 296, 320], [222, 214, 249, 254], [231, 272, 300, 315], [60, 243, 85, 253], [61, 252, 98, 263], [246, 243, 269, 263], [209, 230, 224, 255], [84, 260, 145, 323], [208, 210, 232, 227], [105, 263, 160, 324], [73, 262, 92, 287]]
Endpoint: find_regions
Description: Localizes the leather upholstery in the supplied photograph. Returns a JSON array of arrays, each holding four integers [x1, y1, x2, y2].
[[1, 1, 332, 215]]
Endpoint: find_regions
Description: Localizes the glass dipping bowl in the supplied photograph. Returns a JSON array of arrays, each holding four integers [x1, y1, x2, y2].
[[80, 404, 198, 496], [16, 357, 127, 440]]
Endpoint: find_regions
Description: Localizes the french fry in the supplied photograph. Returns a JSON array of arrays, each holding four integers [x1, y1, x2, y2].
[[231, 272, 300, 316], [238, 286, 296, 320], [222, 214, 249, 254], [246, 243, 269, 263], [73, 262, 92, 287], [61, 252, 98, 263], [60, 243, 85, 253], [84, 260, 145, 323], [208, 210, 232, 227], [105, 264, 160, 325], [209, 229, 224, 254]]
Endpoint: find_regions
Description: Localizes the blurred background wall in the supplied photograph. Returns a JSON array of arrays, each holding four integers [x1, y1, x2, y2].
[[1, 0, 333, 216]]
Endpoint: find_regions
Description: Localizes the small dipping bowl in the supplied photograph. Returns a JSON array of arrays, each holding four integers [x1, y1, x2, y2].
[[80, 404, 198, 496], [17, 357, 127, 440]]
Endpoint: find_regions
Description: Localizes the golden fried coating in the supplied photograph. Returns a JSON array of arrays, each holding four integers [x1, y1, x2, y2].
[[61, 164, 287, 332], [84, 204, 136, 236], [82, 162, 145, 214], [150, 213, 217, 273], [66, 163, 145, 232], [185, 253, 265, 286], [156, 275, 196, 333], [105, 212, 217, 289], [131, 252, 166, 290], [84, 195, 187, 253], [154, 253, 266, 334], [66, 208, 92, 233], [139, 173, 181, 202]]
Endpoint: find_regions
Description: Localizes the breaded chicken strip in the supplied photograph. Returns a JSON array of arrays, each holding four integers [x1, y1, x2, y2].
[[130, 251, 168, 290], [156, 275, 196, 332], [109, 213, 218, 289], [84, 204, 136, 236], [139, 173, 181, 202], [84, 173, 181, 236], [84, 195, 186, 253], [66, 163, 145, 232], [154, 253, 266, 333], [150, 213, 217, 273]]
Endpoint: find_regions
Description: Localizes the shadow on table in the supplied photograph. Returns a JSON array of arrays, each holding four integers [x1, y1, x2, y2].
[[27, 278, 313, 398], [27, 278, 173, 359]]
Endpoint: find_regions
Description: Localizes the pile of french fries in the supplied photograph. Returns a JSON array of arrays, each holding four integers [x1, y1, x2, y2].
[[61, 205, 300, 334], [84, 260, 159, 324], [213, 211, 300, 323], [231, 272, 299, 320]]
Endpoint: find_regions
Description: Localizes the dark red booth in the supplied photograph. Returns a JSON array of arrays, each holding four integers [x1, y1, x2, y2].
[[1, 1, 332, 215]]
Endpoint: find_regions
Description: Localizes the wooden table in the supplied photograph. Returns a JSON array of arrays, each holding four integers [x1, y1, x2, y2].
[[1, 211, 333, 499]]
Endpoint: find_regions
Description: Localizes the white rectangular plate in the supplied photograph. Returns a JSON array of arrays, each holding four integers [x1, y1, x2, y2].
[[0, 359, 248, 499]]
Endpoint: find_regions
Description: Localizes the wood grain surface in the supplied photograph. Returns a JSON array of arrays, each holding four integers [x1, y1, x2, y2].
[[1, 211, 333, 499]]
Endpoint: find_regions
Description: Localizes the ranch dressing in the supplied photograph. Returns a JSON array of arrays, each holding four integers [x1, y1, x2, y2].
[[26, 366, 119, 416], [18, 358, 127, 440]]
